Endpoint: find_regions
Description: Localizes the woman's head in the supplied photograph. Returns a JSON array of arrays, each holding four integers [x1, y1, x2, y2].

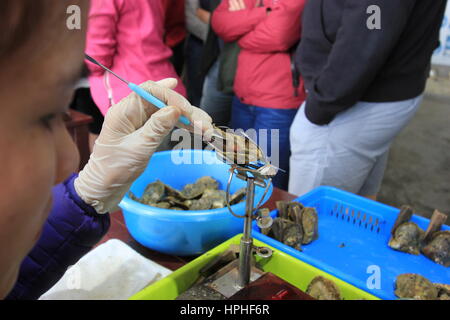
[[0, 0, 88, 298]]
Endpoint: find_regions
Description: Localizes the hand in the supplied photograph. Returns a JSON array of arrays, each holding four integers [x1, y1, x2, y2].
[[229, 0, 246, 11], [74, 78, 213, 213], [196, 8, 211, 24]]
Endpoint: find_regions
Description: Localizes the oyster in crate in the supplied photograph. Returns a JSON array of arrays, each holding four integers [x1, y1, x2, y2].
[[388, 222, 424, 255], [435, 283, 450, 300], [268, 218, 303, 251], [394, 273, 438, 300], [306, 276, 341, 300], [301, 207, 319, 244], [421, 230, 450, 267]]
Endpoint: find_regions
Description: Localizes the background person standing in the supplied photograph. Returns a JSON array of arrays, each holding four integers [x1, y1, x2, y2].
[[289, 0, 448, 198], [212, 0, 306, 190]]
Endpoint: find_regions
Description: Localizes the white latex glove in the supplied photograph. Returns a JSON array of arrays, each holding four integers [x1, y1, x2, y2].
[[74, 78, 213, 213]]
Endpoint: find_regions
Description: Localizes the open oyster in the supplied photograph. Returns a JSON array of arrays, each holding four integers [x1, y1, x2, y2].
[[388, 222, 424, 255], [306, 276, 341, 300], [422, 230, 450, 267], [394, 273, 438, 300], [210, 126, 265, 165]]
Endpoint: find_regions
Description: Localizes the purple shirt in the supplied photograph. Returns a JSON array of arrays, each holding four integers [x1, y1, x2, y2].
[[6, 174, 110, 300]]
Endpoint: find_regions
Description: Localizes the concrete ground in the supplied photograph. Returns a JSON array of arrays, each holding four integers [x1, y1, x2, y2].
[[378, 77, 450, 222]]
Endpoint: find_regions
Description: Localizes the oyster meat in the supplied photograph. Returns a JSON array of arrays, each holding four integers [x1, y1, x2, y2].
[[306, 276, 341, 300], [388, 222, 424, 255], [394, 273, 438, 300], [211, 126, 265, 165], [421, 230, 450, 267]]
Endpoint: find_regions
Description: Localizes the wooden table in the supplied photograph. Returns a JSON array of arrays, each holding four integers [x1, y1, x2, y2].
[[98, 188, 297, 271]]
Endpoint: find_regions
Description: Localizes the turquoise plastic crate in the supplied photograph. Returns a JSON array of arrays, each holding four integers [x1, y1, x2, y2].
[[252, 186, 450, 300]]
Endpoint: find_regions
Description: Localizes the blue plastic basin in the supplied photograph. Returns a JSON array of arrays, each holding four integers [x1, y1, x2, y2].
[[119, 149, 272, 256]]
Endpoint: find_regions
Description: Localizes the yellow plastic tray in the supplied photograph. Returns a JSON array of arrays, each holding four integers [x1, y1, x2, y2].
[[131, 234, 379, 300]]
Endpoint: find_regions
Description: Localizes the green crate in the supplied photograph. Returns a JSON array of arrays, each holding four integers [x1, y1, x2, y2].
[[131, 234, 379, 300]]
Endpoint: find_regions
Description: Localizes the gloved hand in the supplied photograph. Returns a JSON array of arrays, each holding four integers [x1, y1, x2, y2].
[[74, 78, 213, 213]]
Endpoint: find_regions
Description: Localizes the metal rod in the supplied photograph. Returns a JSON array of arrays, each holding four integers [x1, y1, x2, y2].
[[238, 177, 255, 287], [85, 54, 129, 85]]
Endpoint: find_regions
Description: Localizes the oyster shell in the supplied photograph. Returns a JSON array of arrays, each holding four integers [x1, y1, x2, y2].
[[181, 182, 205, 200], [164, 196, 189, 210], [141, 180, 165, 203], [435, 283, 450, 300], [421, 230, 450, 267], [268, 218, 303, 251], [276, 200, 291, 220], [388, 222, 424, 255], [301, 207, 319, 244], [306, 276, 341, 300], [128, 191, 140, 202], [164, 183, 186, 200], [211, 126, 265, 165], [230, 188, 246, 205], [189, 197, 213, 211], [196, 176, 219, 190], [394, 273, 438, 300], [203, 189, 227, 209]]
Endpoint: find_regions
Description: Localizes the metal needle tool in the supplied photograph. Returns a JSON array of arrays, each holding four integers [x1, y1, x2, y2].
[[84, 54, 190, 126]]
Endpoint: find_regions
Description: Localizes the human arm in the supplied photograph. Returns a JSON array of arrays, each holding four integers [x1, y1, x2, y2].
[[185, 0, 209, 41], [5, 174, 110, 300], [211, 0, 267, 42], [7, 78, 213, 299], [237, 0, 306, 53], [302, 0, 416, 125]]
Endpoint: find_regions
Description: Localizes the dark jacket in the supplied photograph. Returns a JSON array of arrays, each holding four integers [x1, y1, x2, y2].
[[296, 0, 447, 125], [6, 174, 110, 299]]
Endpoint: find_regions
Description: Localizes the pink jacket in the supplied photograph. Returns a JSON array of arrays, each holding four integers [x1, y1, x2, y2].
[[86, 0, 186, 115], [212, 0, 306, 109]]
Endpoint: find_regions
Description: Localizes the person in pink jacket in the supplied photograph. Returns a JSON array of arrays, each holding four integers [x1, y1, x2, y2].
[[212, 0, 306, 190], [86, 0, 187, 116]]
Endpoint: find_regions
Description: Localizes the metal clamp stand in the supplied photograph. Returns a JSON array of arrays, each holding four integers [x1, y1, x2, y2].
[[225, 165, 273, 288], [239, 176, 256, 287]]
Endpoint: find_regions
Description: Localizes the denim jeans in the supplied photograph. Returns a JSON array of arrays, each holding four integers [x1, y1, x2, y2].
[[200, 61, 233, 127], [231, 96, 298, 190]]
